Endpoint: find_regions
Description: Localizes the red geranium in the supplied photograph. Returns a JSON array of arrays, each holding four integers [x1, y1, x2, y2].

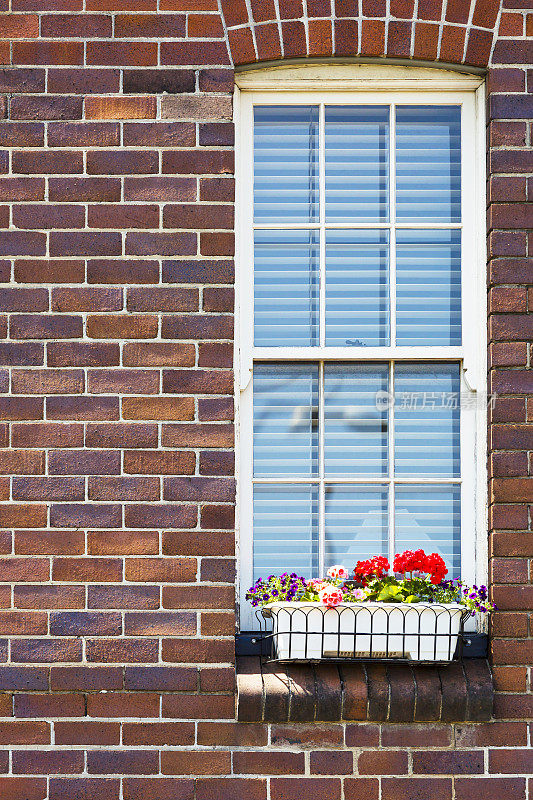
[[354, 555, 390, 584], [393, 549, 447, 585]]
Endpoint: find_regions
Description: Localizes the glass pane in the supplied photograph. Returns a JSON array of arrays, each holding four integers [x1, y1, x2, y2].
[[253, 364, 319, 477], [395, 485, 461, 579], [325, 106, 389, 222], [254, 106, 319, 223], [396, 106, 461, 222], [254, 230, 319, 347], [396, 229, 462, 346], [394, 364, 460, 477], [326, 230, 389, 346], [324, 364, 389, 477], [325, 485, 388, 568], [253, 484, 319, 581]]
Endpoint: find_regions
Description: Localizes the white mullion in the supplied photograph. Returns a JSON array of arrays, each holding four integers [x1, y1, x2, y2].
[[389, 103, 397, 348], [318, 360, 325, 577], [388, 360, 395, 566], [319, 102, 326, 349]]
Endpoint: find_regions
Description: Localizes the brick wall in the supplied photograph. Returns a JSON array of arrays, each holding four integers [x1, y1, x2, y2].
[[0, 0, 529, 797]]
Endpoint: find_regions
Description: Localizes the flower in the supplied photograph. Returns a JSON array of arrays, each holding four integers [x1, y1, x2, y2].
[[351, 588, 366, 601], [319, 587, 344, 608], [327, 564, 349, 581], [354, 555, 390, 582]]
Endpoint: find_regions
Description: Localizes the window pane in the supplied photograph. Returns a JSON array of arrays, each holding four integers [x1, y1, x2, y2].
[[324, 364, 389, 477], [396, 229, 462, 346], [254, 230, 319, 347], [395, 485, 461, 579], [253, 484, 319, 581], [396, 106, 461, 222], [254, 106, 319, 223], [326, 229, 389, 346], [325, 485, 388, 567], [394, 364, 460, 477], [325, 105, 389, 222], [253, 364, 319, 477]]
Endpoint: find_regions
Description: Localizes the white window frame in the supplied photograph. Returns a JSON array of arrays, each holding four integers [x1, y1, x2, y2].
[[234, 65, 487, 631]]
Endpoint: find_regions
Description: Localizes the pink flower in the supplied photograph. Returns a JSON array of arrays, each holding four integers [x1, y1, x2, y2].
[[309, 579, 326, 591], [351, 588, 365, 601], [327, 564, 349, 581], [319, 587, 344, 608]]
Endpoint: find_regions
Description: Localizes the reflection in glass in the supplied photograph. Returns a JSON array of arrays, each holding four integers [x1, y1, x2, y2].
[[253, 484, 319, 581], [254, 230, 319, 347], [253, 364, 319, 477], [394, 364, 460, 477], [396, 229, 461, 346], [395, 484, 461, 579], [324, 364, 389, 476], [396, 105, 461, 222], [325, 106, 389, 222], [254, 106, 319, 223], [326, 229, 389, 346], [325, 485, 388, 566]]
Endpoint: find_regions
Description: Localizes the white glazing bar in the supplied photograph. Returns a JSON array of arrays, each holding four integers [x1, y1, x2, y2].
[[251, 477, 463, 484], [318, 360, 325, 577], [388, 360, 396, 566], [253, 347, 464, 361], [319, 102, 326, 349], [390, 103, 397, 348], [253, 222, 463, 230]]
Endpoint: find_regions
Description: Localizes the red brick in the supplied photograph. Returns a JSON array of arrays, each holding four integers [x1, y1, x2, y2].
[[86, 96, 156, 120], [413, 21, 439, 59], [162, 751, 232, 775], [14, 585, 85, 609], [162, 638, 234, 663], [455, 778, 526, 800], [49, 779, 120, 800], [88, 370, 159, 395], [14, 527, 85, 553], [88, 530, 159, 555], [0, 779, 47, 800], [55, 721, 120, 745], [13, 750, 83, 775], [0, 14, 39, 37], [52, 558, 122, 583], [13, 41, 84, 65], [197, 779, 266, 800], [125, 557, 196, 582], [382, 778, 452, 800], [15, 694, 85, 718], [412, 751, 484, 774], [123, 722, 194, 746], [86, 638, 159, 663], [0, 721, 50, 745], [344, 780, 380, 800], [49, 177, 121, 202], [87, 693, 160, 718], [358, 751, 408, 775], [87, 750, 159, 775], [87, 41, 158, 66], [123, 779, 194, 800], [40, 13, 110, 37], [271, 779, 339, 800], [123, 397, 194, 421], [52, 287, 123, 313]]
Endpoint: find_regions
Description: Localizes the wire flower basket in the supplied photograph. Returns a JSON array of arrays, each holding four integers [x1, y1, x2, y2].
[[257, 601, 470, 664]]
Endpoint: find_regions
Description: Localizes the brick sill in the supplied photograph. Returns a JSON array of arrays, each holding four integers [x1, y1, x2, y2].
[[237, 657, 493, 723]]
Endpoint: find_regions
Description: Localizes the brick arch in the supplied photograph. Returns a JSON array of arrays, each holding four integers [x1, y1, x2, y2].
[[220, 0, 501, 69]]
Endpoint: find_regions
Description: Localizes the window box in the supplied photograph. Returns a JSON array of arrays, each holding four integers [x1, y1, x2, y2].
[[261, 601, 468, 664]]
